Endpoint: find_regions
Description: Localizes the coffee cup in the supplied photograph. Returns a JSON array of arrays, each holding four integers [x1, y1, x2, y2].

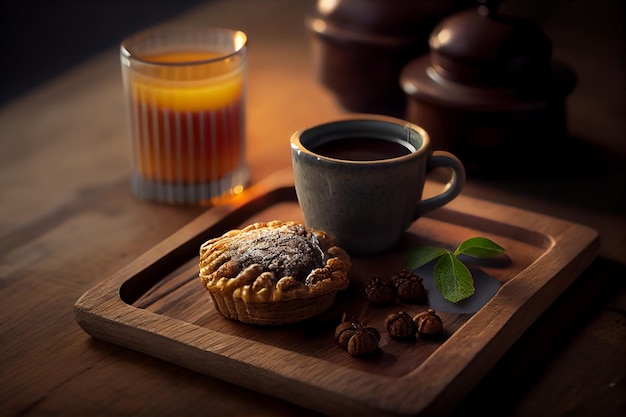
[[290, 114, 466, 255]]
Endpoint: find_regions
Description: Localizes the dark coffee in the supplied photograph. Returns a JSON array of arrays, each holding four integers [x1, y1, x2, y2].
[[311, 137, 414, 161]]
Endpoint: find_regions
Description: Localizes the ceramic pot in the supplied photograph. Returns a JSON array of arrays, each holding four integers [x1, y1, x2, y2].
[[400, 4, 576, 176], [306, 0, 475, 117]]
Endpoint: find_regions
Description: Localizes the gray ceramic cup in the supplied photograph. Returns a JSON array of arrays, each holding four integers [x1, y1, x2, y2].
[[290, 115, 466, 255]]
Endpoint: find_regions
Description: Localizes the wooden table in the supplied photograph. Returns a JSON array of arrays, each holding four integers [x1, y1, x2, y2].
[[1, 1, 624, 416]]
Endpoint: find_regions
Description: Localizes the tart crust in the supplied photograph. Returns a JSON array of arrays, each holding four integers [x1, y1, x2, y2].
[[199, 220, 351, 325]]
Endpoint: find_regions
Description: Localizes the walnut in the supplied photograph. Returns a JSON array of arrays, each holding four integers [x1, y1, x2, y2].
[[275, 276, 302, 292], [384, 311, 418, 340], [391, 269, 427, 304], [364, 276, 396, 306], [413, 309, 444, 337], [251, 272, 277, 292], [335, 314, 380, 357]]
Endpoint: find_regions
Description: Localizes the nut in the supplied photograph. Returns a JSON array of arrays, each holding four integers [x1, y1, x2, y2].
[[335, 315, 381, 357], [365, 276, 396, 306], [384, 311, 418, 340], [391, 269, 427, 304], [413, 308, 444, 337]]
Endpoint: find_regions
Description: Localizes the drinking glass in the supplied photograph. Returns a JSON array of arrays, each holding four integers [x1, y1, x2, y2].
[[120, 26, 249, 204]]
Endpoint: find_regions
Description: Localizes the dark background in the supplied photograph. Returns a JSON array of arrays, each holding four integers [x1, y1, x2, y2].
[[1, 0, 206, 106]]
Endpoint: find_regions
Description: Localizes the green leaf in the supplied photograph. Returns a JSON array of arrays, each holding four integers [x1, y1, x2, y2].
[[405, 237, 505, 303], [454, 237, 505, 258], [405, 246, 449, 270], [434, 253, 475, 303]]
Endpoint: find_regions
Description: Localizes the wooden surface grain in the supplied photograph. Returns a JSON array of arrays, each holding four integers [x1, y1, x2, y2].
[[1, 1, 624, 416]]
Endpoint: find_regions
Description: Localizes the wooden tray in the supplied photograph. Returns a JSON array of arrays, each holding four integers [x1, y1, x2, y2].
[[74, 170, 599, 417]]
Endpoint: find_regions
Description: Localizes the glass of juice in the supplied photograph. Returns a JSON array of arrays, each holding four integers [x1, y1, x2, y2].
[[120, 26, 249, 204]]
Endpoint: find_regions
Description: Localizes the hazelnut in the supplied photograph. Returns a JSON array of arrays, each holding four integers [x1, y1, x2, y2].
[[413, 309, 444, 337], [335, 315, 380, 357], [384, 311, 418, 340], [391, 269, 427, 304], [365, 276, 396, 306]]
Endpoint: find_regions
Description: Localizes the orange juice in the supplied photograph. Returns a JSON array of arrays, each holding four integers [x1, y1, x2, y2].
[[129, 51, 244, 183], [121, 28, 248, 204]]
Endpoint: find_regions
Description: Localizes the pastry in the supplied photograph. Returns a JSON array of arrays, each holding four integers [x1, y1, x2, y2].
[[199, 220, 351, 325]]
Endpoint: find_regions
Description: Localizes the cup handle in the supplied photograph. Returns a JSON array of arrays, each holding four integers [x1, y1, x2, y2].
[[415, 151, 466, 218]]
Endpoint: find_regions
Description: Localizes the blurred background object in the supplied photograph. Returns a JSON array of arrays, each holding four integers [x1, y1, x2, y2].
[[400, 1, 577, 176], [306, 0, 475, 117], [305, 0, 624, 178]]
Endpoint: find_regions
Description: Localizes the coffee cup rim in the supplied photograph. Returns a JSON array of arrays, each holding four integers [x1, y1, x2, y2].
[[290, 114, 431, 164]]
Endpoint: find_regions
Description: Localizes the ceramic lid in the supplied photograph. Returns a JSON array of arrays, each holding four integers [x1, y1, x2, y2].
[[431, 4, 552, 88], [400, 2, 576, 109]]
